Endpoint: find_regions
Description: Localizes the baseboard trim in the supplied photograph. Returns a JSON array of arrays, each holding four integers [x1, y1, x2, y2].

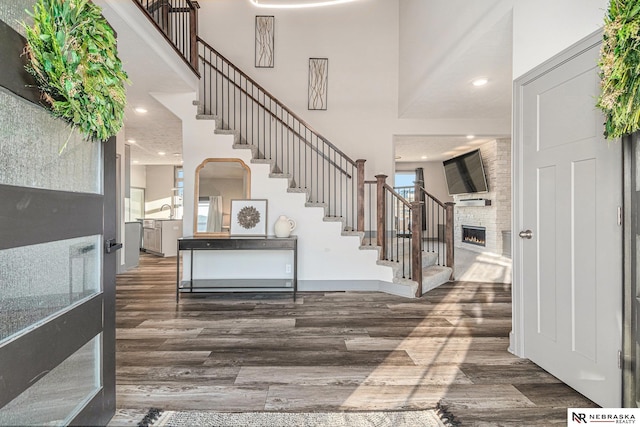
[[299, 280, 416, 298], [298, 280, 380, 292]]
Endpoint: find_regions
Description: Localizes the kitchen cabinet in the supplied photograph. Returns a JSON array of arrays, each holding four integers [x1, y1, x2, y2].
[[142, 219, 182, 257]]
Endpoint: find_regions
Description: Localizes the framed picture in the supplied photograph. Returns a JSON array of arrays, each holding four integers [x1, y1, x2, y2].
[[308, 57, 328, 110], [230, 199, 268, 236], [255, 16, 275, 68]]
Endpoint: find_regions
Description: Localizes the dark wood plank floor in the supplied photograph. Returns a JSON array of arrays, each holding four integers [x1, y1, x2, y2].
[[110, 254, 596, 426]]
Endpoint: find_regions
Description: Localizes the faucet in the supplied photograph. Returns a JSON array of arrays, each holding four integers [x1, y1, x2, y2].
[[160, 204, 174, 219]]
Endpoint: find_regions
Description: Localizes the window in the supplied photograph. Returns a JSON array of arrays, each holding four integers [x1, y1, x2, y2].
[[174, 166, 184, 219]]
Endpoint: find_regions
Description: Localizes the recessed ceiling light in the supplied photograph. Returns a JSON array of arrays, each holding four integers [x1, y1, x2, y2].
[[127, 139, 136, 144], [472, 78, 488, 87], [394, 155, 401, 160], [466, 135, 474, 139], [158, 151, 166, 155], [133, 160, 139, 164], [134, 107, 148, 113], [421, 156, 428, 160]]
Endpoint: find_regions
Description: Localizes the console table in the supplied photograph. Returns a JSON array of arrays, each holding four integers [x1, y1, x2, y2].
[[176, 236, 297, 301]]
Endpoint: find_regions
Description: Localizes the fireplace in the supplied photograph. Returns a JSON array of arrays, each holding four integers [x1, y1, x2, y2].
[[462, 225, 486, 247]]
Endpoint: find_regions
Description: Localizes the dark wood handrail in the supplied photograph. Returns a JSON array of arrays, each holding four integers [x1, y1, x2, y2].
[[383, 183, 413, 209], [132, 0, 200, 76], [197, 36, 357, 167], [199, 55, 352, 179], [418, 186, 446, 209], [395, 185, 447, 209]]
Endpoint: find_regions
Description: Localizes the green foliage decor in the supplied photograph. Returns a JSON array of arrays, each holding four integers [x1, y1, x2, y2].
[[22, 0, 128, 143], [597, 0, 640, 139]]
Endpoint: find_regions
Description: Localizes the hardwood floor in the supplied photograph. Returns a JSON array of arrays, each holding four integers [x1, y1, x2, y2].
[[110, 254, 596, 426]]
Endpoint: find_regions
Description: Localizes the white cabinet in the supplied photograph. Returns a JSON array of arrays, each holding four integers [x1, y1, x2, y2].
[[159, 220, 182, 257], [143, 227, 160, 253], [142, 220, 182, 256]]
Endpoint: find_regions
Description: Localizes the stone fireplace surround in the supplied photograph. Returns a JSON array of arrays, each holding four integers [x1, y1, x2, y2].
[[453, 139, 511, 256]]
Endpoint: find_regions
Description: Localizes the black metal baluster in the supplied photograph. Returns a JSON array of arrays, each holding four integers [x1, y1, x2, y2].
[[333, 149, 337, 217], [395, 197, 400, 265], [322, 138, 326, 204], [233, 68, 237, 130], [404, 204, 408, 278], [286, 111, 290, 180], [298, 123, 302, 189], [438, 202, 442, 266], [316, 137, 320, 203], [339, 156, 343, 222]]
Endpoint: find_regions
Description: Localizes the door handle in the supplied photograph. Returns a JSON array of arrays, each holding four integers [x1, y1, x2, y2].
[[105, 239, 123, 254], [519, 230, 533, 239]]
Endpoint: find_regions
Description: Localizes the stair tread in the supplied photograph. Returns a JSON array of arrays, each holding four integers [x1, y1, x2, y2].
[[323, 217, 344, 222], [341, 231, 364, 237], [196, 114, 218, 120], [423, 265, 452, 276]]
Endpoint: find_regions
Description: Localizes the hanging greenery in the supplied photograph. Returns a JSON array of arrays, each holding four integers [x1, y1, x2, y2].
[[22, 0, 129, 144], [597, 0, 640, 139]]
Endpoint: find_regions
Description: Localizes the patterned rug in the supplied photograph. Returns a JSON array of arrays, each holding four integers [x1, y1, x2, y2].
[[139, 405, 459, 427]]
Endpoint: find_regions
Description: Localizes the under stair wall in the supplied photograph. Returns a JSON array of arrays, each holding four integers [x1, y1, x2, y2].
[[153, 92, 398, 292]]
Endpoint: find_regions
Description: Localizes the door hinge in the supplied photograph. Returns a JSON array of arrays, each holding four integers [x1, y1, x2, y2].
[[619, 350, 624, 369], [618, 206, 623, 226]]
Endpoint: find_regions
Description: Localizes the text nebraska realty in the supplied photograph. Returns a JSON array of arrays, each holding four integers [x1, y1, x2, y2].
[[573, 412, 636, 424]]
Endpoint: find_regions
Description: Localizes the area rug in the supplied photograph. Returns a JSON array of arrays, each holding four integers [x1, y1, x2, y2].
[[139, 405, 459, 427]]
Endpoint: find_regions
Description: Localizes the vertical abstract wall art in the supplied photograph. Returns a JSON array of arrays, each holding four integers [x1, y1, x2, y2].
[[255, 16, 274, 68], [308, 58, 328, 110]]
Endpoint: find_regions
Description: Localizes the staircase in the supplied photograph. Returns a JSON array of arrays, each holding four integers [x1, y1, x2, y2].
[[131, 0, 454, 297]]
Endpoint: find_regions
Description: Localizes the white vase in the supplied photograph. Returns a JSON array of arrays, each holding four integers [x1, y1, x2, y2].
[[274, 215, 296, 238]]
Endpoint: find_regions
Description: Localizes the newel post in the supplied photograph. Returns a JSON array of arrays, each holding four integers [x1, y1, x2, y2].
[[375, 174, 387, 259], [410, 200, 424, 297], [413, 178, 424, 204], [190, 1, 200, 71], [356, 159, 366, 232], [445, 202, 455, 280]]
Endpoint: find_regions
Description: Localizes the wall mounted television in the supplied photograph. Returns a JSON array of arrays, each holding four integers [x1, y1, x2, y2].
[[442, 149, 489, 195]]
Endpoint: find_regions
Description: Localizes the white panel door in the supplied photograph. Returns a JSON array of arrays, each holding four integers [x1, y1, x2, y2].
[[520, 37, 622, 407]]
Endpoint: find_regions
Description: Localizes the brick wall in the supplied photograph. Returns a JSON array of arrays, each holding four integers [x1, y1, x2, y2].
[[453, 139, 511, 255]]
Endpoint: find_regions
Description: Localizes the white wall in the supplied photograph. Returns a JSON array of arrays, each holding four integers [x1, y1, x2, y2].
[[131, 165, 146, 188], [197, 0, 399, 179], [145, 165, 175, 218], [395, 161, 453, 204], [512, 0, 607, 78]]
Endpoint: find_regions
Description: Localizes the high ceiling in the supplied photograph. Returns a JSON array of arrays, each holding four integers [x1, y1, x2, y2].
[[394, 135, 496, 163], [395, 0, 513, 163], [105, 0, 513, 166]]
